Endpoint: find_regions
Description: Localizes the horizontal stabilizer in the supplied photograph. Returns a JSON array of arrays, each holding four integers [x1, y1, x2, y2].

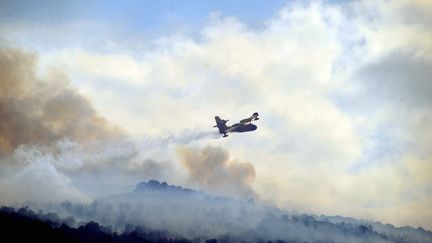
[[214, 116, 228, 135]]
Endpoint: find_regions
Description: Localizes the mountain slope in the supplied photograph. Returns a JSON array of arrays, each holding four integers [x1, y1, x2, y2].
[[9, 180, 432, 243]]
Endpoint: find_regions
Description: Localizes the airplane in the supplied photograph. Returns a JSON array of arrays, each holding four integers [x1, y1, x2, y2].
[[214, 112, 259, 137]]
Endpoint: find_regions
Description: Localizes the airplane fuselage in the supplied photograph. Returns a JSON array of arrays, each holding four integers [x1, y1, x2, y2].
[[227, 123, 257, 133]]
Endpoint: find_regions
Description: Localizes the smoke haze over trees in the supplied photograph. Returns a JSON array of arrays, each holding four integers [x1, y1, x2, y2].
[[3, 180, 432, 243]]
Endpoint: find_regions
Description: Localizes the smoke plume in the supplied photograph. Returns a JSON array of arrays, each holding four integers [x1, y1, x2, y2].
[[177, 146, 256, 199], [0, 46, 121, 157], [0, 45, 251, 207]]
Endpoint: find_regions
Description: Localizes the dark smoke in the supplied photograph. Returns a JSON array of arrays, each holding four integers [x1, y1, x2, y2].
[[177, 146, 256, 199], [0, 46, 121, 157]]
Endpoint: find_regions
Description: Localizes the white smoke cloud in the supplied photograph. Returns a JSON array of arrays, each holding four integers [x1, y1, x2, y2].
[[0, 129, 223, 204]]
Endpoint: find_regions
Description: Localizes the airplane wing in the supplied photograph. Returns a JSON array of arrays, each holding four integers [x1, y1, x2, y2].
[[240, 117, 252, 124], [240, 112, 259, 124]]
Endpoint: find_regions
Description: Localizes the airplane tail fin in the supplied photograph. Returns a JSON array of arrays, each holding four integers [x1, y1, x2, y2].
[[214, 116, 228, 135]]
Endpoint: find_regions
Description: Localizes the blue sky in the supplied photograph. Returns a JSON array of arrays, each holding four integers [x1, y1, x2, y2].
[[0, 0, 287, 41], [0, 0, 287, 24]]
